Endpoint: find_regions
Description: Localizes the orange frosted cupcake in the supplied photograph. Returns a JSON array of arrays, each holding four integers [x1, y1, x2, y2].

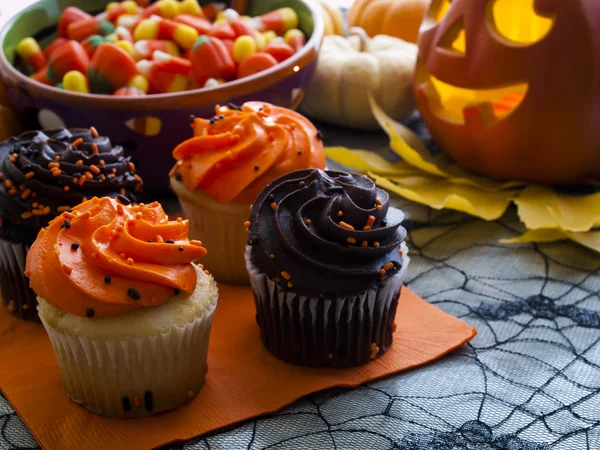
[[170, 102, 325, 285], [26, 196, 218, 418]]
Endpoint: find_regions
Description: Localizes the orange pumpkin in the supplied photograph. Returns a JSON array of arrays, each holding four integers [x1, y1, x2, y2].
[[348, 0, 430, 43], [415, 0, 600, 184]]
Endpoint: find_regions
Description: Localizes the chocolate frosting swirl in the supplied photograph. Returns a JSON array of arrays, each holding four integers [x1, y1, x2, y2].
[[0, 128, 142, 230], [248, 169, 407, 296]]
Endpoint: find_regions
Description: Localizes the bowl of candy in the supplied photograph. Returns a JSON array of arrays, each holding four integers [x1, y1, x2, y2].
[[0, 0, 323, 194]]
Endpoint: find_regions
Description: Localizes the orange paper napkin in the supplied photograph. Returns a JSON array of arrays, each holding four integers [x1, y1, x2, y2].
[[0, 285, 476, 450]]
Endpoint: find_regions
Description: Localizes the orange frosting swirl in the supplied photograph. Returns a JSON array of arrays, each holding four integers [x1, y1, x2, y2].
[[171, 102, 326, 203], [25, 197, 207, 318]]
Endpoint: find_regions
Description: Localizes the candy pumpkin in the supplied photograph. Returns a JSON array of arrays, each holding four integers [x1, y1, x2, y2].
[[348, 0, 430, 43], [415, 0, 600, 184], [302, 28, 417, 130]]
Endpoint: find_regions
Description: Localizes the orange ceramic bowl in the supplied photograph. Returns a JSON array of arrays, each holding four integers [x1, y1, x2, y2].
[[0, 0, 324, 195]]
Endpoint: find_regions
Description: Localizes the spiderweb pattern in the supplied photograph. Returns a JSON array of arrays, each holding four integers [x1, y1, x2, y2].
[[2, 121, 600, 449]]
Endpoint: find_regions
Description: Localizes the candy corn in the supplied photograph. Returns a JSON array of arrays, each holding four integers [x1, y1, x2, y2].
[[127, 74, 149, 93], [233, 35, 257, 63], [158, 19, 198, 49], [88, 43, 138, 93], [116, 14, 142, 30], [46, 40, 90, 84], [247, 8, 298, 34], [263, 41, 295, 62], [82, 35, 111, 57], [106, 1, 138, 23], [138, 59, 189, 94], [68, 18, 115, 41], [178, 0, 205, 18], [16, 37, 46, 74], [133, 39, 179, 60], [189, 36, 236, 85], [140, 0, 179, 19], [237, 52, 278, 79], [284, 28, 305, 52], [114, 25, 134, 42], [58, 7, 92, 38], [115, 40, 136, 56], [63, 70, 89, 93], [114, 86, 146, 96], [208, 23, 236, 40], [173, 14, 212, 35]]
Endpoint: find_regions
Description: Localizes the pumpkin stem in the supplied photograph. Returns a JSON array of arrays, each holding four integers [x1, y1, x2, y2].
[[349, 27, 369, 52]]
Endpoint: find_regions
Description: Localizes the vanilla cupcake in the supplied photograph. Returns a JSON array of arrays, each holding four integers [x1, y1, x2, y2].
[[170, 102, 325, 285], [26, 196, 217, 418], [246, 169, 409, 368]]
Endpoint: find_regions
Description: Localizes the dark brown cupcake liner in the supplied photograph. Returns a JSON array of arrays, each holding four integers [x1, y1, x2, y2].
[[245, 244, 409, 368], [0, 232, 40, 322]]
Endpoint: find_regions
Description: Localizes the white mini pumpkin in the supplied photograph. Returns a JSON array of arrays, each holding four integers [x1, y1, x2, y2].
[[301, 28, 418, 130]]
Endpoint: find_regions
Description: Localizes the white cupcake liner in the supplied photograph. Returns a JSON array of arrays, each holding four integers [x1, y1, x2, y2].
[[0, 238, 39, 322], [38, 285, 218, 418], [245, 243, 410, 367], [173, 179, 250, 285]]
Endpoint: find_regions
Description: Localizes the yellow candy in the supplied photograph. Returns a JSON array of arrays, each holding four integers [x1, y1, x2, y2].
[[254, 32, 267, 51], [233, 35, 257, 63], [216, 11, 226, 21], [168, 74, 189, 92], [178, 0, 202, 16], [155, 0, 180, 19], [279, 7, 299, 31], [16, 37, 41, 59], [173, 23, 199, 49], [133, 19, 159, 41], [164, 40, 180, 56], [115, 40, 135, 55], [127, 74, 149, 93], [63, 71, 89, 93], [121, 0, 138, 14], [285, 28, 304, 44], [262, 31, 277, 44]]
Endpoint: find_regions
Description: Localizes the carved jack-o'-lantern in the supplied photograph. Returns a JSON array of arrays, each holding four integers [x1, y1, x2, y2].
[[415, 0, 600, 183]]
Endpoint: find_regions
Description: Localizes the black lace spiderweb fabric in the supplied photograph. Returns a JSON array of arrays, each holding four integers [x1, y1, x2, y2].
[[2, 118, 600, 449]]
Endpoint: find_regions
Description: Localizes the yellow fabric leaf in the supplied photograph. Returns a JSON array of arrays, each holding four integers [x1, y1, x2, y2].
[[502, 229, 600, 255], [324, 147, 419, 176], [369, 172, 515, 221], [515, 185, 600, 233]]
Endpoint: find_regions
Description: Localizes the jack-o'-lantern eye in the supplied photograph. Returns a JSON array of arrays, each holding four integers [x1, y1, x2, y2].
[[427, 0, 452, 23], [487, 0, 555, 45]]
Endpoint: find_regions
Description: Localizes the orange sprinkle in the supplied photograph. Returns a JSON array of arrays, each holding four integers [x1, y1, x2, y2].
[[244, 221, 251, 227], [62, 264, 72, 275], [84, 171, 93, 179], [376, 205, 382, 210], [198, 264, 204, 269], [22, 304, 29, 310], [99, 174, 106, 181], [90, 126, 99, 138], [204, 269, 210, 275], [281, 271, 291, 280], [64, 186, 70, 192], [339, 221, 354, 231], [73, 177, 79, 184], [375, 198, 382, 206], [287, 281, 294, 288], [52, 169, 62, 176], [328, 353, 333, 360], [269, 254, 275, 259], [270, 202, 277, 210], [20, 212, 32, 219], [379, 269, 386, 276], [54, 155, 60, 161], [383, 262, 394, 270], [374, 242, 380, 248], [19, 184, 25, 191], [337, 211, 343, 218], [120, 253, 127, 259], [99, 159, 105, 166], [366, 216, 376, 228], [187, 390, 195, 399], [25, 171, 35, 179], [32, 209, 44, 216], [363, 226, 372, 231], [347, 237, 357, 244], [399, 249, 404, 255], [48, 162, 60, 169], [135, 212, 142, 220], [369, 342, 379, 360], [305, 219, 312, 225], [42, 206, 50, 215], [156, 235, 164, 243], [72, 138, 83, 147], [57, 206, 71, 212], [120, 187, 125, 195], [92, 143, 99, 154], [133, 396, 141, 407], [190, 240, 203, 247], [127, 257, 134, 265], [32, 202, 39, 208], [112, 168, 117, 174], [128, 162, 135, 171], [361, 240, 368, 248], [90, 165, 100, 174], [8, 188, 17, 196], [7, 300, 15, 313], [76, 160, 83, 166], [392, 322, 397, 332], [0, 173, 3, 180], [63, 212, 75, 219], [78, 177, 86, 185], [3, 180, 12, 188]]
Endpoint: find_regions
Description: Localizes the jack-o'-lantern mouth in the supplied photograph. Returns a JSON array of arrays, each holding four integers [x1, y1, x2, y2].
[[416, 63, 529, 128]]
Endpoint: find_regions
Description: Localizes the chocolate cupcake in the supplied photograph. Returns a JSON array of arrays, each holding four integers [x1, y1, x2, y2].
[[0, 127, 142, 321], [245, 169, 409, 368]]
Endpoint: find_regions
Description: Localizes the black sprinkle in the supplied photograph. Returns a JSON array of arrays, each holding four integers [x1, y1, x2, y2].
[[297, 151, 302, 155], [299, 181, 305, 187], [86, 308, 95, 318], [70, 243, 79, 251], [218, 115, 224, 120], [104, 275, 111, 284], [316, 130, 324, 140], [268, 194, 275, 201], [227, 102, 242, 111], [61, 219, 71, 229], [175, 172, 182, 182], [179, 246, 184, 252], [144, 391, 153, 412], [259, 107, 264, 111], [116, 194, 131, 205], [188, 114, 195, 124], [254, 165, 259, 171], [148, 239, 153, 243], [166, 239, 175, 244], [73, 172, 82, 178], [127, 288, 141, 300], [174, 288, 180, 296], [122, 397, 132, 412], [209, 118, 216, 125]]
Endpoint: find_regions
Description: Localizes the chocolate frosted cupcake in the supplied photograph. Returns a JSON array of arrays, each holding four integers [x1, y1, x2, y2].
[[245, 169, 409, 368], [0, 127, 142, 321]]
